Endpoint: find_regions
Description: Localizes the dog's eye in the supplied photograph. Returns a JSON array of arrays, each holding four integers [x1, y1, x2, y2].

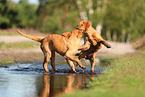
[[81, 24, 83, 26]]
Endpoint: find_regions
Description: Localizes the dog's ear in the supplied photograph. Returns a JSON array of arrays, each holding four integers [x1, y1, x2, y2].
[[61, 32, 71, 39], [84, 21, 90, 28], [84, 21, 90, 32], [76, 31, 83, 38]]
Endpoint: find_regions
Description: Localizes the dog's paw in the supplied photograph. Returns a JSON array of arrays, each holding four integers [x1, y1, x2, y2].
[[81, 66, 86, 70], [68, 69, 78, 73], [90, 70, 98, 74]]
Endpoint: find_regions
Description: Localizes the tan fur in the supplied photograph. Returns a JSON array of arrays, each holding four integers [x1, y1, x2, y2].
[[61, 32, 71, 39], [74, 21, 111, 73], [85, 25, 111, 48], [16, 21, 91, 73], [16, 30, 42, 42]]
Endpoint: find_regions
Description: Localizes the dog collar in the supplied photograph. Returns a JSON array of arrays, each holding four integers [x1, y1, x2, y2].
[[76, 27, 83, 31]]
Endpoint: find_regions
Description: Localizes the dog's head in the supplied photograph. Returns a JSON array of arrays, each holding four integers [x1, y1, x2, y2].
[[76, 21, 91, 32]]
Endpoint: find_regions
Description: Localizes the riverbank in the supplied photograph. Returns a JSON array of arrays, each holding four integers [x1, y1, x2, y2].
[[0, 34, 135, 65], [60, 51, 145, 97], [0, 29, 46, 64], [0, 49, 43, 64]]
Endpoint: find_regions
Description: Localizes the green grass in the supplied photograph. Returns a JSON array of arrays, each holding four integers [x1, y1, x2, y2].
[[138, 50, 145, 55], [60, 53, 145, 97], [0, 41, 39, 49], [0, 59, 15, 64]]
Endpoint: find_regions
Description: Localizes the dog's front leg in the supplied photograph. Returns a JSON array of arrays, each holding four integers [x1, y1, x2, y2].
[[64, 51, 86, 70], [65, 59, 77, 73], [78, 41, 90, 50]]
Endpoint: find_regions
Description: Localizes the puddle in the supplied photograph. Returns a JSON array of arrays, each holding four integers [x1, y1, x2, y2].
[[0, 58, 110, 97]]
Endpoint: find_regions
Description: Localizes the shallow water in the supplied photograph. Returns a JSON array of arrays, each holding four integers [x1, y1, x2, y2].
[[0, 58, 110, 97]]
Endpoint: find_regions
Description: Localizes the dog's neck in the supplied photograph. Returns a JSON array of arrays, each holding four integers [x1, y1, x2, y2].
[[75, 27, 83, 31]]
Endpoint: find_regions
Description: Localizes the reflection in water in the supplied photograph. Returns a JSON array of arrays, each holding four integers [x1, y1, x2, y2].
[[0, 58, 109, 97], [39, 73, 50, 97], [0, 68, 93, 97], [38, 72, 92, 97]]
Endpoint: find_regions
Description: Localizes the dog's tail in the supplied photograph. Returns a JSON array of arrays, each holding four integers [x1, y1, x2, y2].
[[16, 29, 42, 42], [101, 40, 111, 48]]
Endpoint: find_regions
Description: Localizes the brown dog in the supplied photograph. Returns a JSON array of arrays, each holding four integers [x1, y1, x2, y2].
[[62, 21, 111, 73], [16, 21, 91, 73], [76, 21, 111, 73]]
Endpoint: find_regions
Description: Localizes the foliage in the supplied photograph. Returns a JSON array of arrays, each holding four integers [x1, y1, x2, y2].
[[0, 0, 18, 28], [103, 0, 145, 40], [0, 0, 38, 28], [16, 0, 38, 28], [36, 0, 80, 33], [0, 0, 145, 41]]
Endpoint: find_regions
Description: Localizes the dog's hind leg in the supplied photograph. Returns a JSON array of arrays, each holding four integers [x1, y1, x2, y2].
[[89, 53, 97, 73], [41, 44, 51, 72], [50, 51, 57, 72], [43, 52, 51, 72], [75, 51, 86, 69]]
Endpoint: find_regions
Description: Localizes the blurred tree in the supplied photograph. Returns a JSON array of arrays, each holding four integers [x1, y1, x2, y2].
[[0, 0, 38, 29], [74, 0, 145, 42], [0, 0, 18, 28], [125, 0, 145, 40], [16, 0, 38, 28], [0, 0, 144, 41], [103, 0, 145, 41], [36, 0, 80, 33]]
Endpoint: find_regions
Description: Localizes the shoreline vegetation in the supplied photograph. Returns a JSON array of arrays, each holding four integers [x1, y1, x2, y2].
[[60, 51, 145, 97]]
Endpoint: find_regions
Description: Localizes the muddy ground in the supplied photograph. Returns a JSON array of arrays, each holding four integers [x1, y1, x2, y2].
[[0, 50, 43, 64]]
